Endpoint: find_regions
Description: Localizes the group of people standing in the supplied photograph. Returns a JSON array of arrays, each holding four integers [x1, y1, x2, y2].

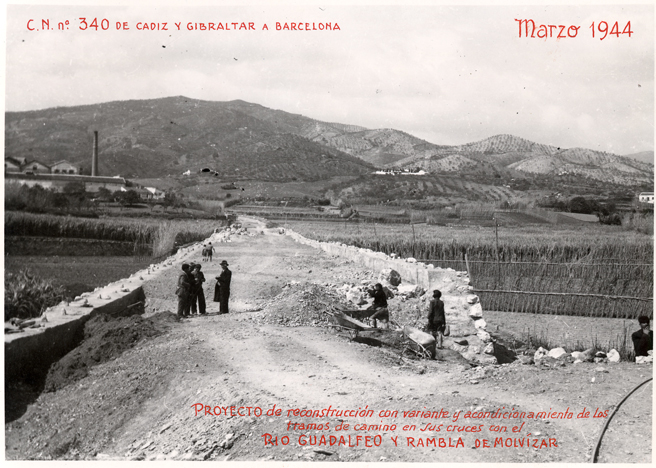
[[202, 243, 215, 262], [176, 259, 231, 317]]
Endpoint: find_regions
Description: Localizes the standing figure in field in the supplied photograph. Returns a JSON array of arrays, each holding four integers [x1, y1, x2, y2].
[[190, 263, 206, 315], [214, 260, 232, 314], [632, 316, 653, 359], [201, 245, 208, 262], [176, 263, 192, 318], [207, 242, 215, 262], [427, 289, 446, 350], [367, 283, 389, 329]]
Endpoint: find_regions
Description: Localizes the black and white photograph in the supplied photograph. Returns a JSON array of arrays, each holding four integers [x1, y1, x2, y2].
[[3, 1, 654, 464]]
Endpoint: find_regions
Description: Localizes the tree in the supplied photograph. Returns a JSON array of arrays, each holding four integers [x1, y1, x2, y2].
[[163, 190, 186, 210], [163, 190, 178, 207], [96, 187, 112, 201], [52, 192, 69, 208], [568, 197, 590, 214], [62, 181, 86, 196], [117, 189, 140, 206]]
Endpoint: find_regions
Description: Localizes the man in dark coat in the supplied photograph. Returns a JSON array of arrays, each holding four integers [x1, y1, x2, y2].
[[632, 315, 653, 358], [190, 263, 206, 315], [215, 260, 232, 314], [427, 289, 446, 349], [176, 263, 192, 317]]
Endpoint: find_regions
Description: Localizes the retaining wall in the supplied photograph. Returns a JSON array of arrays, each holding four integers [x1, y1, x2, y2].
[[285, 230, 467, 292], [5, 288, 145, 383], [4, 242, 205, 385]]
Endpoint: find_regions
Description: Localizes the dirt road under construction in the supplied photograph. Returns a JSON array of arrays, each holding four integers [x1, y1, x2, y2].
[[5, 218, 652, 462]]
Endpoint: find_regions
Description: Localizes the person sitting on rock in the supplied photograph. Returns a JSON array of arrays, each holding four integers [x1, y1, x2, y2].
[[632, 315, 653, 359], [367, 283, 389, 329], [427, 289, 446, 350]]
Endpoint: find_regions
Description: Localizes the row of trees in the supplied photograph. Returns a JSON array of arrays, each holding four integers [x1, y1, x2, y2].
[[5, 182, 186, 214], [538, 195, 618, 215]]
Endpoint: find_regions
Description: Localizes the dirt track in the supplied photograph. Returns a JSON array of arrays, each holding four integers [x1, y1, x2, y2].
[[5, 218, 652, 462]]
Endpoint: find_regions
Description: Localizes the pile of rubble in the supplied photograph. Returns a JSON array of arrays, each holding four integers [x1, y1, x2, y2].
[[336, 268, 427, 306], [249, 282, 351, 327], [210, 224, 258, 243], [523, 347, 651, 365]]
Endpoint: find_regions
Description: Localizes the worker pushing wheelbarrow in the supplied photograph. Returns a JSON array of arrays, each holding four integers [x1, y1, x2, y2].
[[334, 283, 391, 329]]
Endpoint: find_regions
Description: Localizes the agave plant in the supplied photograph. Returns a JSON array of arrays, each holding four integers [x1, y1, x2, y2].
[[4, 270, 65, 321]]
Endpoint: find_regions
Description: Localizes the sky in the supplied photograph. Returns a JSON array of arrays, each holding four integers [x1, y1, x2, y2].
[[4, 2, 654, 155]]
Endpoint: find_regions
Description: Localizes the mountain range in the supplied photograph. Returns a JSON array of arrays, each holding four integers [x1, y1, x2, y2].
[[4, 96, 653, 187]]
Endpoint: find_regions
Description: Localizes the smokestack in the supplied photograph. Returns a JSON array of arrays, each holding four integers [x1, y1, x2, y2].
[[91, 130, 99, 177]]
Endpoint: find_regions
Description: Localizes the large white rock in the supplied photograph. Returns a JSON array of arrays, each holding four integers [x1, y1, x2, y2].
[[397, 284, 416, 294], [468, 303, 483, 320], [378, 268, 402, 287], [406, 257, 417, 263], [518, 355, 534, 365], [397, 284, 425, 298], [571, 351, 589, 362], [346, 288, 366, 305], [474, 319, 487, 329], [466, 295, 479, 304], [636, 355, 653, 364], [477, 330, 492, 343], [607, 349, 620, 363], [548, 347, 568, 360], [534, 347, 549, 361], [465, 353, 498, 365]]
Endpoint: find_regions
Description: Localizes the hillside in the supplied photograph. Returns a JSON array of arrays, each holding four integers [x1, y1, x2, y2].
[[4, 97, 374, 181], [5, 98, 653, 189], [624, 151, 654, 165], [394, 134, 654, 186]]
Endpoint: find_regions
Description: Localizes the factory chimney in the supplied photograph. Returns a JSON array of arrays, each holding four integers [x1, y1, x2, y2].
[[91, 130, 99, 177]]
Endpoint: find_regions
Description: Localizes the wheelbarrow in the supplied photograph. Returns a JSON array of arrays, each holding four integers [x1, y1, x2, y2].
[[337, 307, 377, 325], [402, 326, 436, 359], [325, 309, 373, 340]]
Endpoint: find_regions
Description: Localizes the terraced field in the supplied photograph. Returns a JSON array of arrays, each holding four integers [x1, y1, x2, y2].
[[331, 174, 521, 204]]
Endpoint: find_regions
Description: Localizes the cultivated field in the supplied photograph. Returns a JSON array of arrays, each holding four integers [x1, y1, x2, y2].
[[5, 212, 226, 257], [284, 220, 652, 261], [5, 256, 153, 299]]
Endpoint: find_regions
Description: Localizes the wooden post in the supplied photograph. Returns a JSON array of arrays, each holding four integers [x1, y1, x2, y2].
[[411, 223, 417, 258], [495, 220, 500, 286], [373, 221, 379, 251]]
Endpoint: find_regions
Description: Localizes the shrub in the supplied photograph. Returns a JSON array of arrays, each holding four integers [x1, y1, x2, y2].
[[5, 270, 66, 321]]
